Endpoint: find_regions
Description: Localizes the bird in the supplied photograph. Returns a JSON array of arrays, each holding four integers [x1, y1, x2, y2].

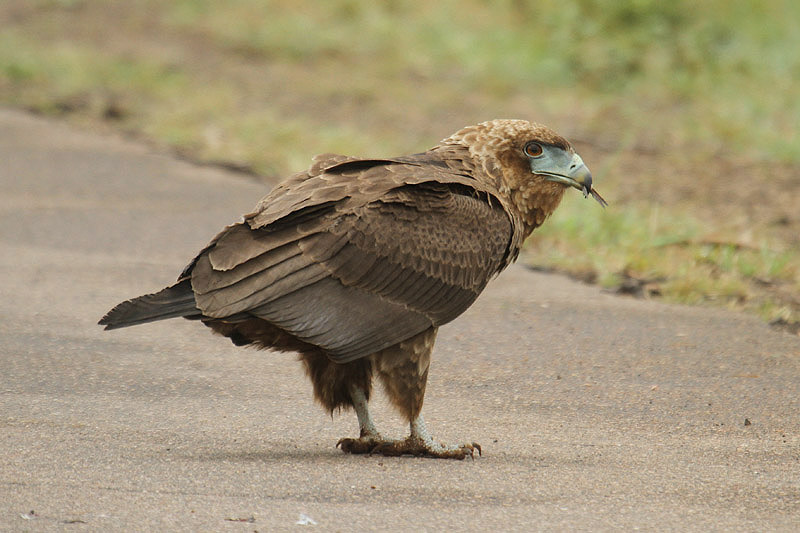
[[99, 119, 606, 459]]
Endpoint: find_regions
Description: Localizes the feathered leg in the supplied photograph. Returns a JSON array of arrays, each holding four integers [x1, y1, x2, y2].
[[299, 349, 373, 413], [338, 327, 480, 459]]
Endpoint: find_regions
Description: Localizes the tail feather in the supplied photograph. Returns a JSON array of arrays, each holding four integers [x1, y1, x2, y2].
[[99, 278, 200, 330]]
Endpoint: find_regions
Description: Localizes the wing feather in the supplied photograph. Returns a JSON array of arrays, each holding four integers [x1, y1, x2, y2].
[[248, 278, 431, 362], [187, 157, 516, 361]]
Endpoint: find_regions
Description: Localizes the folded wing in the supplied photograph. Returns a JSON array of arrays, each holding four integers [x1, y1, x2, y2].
[[190, 160, 514, 363]]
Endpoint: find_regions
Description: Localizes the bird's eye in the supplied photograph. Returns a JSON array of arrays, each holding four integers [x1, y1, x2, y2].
[[523, 141, 543, 158]]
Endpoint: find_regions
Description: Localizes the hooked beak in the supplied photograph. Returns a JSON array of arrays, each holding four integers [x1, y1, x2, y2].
[[540, 153, 593, 198], [529, 146, 607, 207]]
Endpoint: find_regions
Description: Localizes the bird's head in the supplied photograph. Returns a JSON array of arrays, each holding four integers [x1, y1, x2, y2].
[[443, 119, 606, 231]]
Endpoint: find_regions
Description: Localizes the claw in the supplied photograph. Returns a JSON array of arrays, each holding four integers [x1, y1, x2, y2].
[[469, 442, 482, 459]]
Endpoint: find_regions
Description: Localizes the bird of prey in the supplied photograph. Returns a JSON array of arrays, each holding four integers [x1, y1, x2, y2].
[[100, 119, 606, 459]]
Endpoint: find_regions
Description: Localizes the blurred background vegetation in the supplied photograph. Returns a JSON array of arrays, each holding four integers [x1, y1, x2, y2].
[[1, 0, 798, 331]]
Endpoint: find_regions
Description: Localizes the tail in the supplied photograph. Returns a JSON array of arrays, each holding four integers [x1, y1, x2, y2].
[[99, 278, 200, 330]]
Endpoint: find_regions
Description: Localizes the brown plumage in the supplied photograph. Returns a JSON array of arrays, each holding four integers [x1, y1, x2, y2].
[[99, 119, 604, 459]]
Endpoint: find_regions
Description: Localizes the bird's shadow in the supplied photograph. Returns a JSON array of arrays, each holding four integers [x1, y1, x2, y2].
[[184, 446, 361, 464]]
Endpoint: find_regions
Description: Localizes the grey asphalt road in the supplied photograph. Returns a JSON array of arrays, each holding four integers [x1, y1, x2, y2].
[[1, 108, 798, 531]]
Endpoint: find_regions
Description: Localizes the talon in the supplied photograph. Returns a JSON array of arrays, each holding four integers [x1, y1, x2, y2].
[[336, 437, 353, 452], [337, 437, 374, 454], [461, 442, 481, 460]]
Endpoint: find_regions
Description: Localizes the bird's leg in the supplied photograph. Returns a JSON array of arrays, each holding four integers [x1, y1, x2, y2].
[[337, 402, 480, 459], [338, 328, 479, 459], [352, 386, 379, 438], [408, 415, 481, 459], [336, 386, 385, 454], [342, 327, 479, 459], [368, 414, 481, 460]]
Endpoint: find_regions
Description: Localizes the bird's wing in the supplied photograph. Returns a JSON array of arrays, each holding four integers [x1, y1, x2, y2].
[[244, 151, 496, 231], [189, 157, 514, 363]]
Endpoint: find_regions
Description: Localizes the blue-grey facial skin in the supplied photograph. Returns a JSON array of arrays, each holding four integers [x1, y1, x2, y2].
[[528, 144, 593, 196]]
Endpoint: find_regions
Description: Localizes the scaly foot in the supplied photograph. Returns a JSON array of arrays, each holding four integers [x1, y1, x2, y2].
[[337, 435, 480, 460], [340, 395, 481, 460], [371, 436, 481, 460]]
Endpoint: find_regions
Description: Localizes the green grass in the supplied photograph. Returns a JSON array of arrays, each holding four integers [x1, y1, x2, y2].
[[162, 0, 800, 161], [5, 0, 799, 163], [1, 0, 798, 327], [528, 196, 800, 322]]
